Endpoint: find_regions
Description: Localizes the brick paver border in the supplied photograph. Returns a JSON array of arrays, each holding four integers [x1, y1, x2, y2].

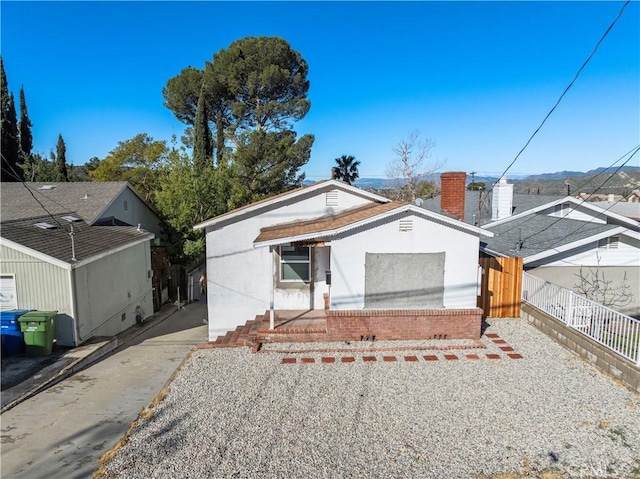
[[279, 332, 522, 365]]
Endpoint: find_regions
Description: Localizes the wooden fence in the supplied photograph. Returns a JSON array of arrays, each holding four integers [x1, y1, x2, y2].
[[478, 256, 523, 318]]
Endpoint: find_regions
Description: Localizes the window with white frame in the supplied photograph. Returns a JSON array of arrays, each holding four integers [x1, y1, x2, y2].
[[280, 245, 311, 281]]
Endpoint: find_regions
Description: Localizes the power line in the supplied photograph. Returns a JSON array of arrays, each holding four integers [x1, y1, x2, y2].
[[485, 144, 640, 240], [486, 0, 631, 196], [1, 154, 68, 231], [519, 146, 640, 250]]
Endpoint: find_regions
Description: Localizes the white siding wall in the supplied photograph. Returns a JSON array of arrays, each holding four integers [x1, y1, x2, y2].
[[329, 212, 480, 310], [0, 244, 74, 345], [206, 188, 376, 339], [74, 241, 153, 341]]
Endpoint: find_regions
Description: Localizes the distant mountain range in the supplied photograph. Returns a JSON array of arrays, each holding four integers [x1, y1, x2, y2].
[[521, 165, 640, 181], [339, 166, 640, 194]]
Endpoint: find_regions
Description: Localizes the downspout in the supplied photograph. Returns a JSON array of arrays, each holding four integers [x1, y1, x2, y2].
[[68, 264, 81, 347]]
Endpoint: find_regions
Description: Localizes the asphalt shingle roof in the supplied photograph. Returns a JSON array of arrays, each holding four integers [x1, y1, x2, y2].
[[0, 182, 129, 224], [255, 202, 405, 244], [1, 214, 153, 264], [590, 201, 640, 221], [482, 213, 618, 258]]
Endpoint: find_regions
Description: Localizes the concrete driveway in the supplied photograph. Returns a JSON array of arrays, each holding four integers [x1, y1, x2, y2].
[[1, 302, 207, 479]]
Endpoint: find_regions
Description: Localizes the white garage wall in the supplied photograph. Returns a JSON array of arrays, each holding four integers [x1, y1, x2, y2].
[[330, 211, 480, 310]]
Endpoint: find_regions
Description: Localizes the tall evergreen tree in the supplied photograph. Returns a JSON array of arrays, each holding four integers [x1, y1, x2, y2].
[[55, 134, 69, 182], [1, 58, 21, 181], [193, 85, 213, 172], [18, 86, 34, 180]]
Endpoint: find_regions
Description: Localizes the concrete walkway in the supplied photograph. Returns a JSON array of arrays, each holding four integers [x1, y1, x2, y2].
[[0, 301, 207, 479], [1, 301, 187, 412]]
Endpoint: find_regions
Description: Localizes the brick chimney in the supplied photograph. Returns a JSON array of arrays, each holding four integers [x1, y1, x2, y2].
[[440, 172, 467, 221]]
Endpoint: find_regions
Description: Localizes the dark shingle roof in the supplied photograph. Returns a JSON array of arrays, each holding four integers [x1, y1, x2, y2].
[[481, 213, 617, 258], [0, 182, 129, 223], [421, 191, 564, 225], [1, 214, 153, 264]]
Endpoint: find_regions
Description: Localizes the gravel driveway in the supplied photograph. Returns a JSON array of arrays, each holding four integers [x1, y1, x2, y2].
[[98, 319, 640, 479]]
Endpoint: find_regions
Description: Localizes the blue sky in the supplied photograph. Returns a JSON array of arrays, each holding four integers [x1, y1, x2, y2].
[[1, 1, 638, 180]]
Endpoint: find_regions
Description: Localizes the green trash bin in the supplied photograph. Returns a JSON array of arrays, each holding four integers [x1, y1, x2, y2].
[[18, 311, 57, 356]]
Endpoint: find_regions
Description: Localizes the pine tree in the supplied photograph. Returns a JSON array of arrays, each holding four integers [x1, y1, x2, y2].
[[1, 58, 21, 181], [55, 134, 69, 182], [193, 85, 212, 172], [18, 86, 34, 181]]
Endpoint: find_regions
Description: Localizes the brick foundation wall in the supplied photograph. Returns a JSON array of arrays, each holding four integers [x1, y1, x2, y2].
[[326, 308, 483, 341]]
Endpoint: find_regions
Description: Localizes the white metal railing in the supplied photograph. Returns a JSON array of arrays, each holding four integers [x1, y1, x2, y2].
[[522, 272, 640, 366]]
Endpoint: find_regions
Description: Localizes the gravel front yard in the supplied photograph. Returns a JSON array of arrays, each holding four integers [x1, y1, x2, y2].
[[99, 319, 640, 479]]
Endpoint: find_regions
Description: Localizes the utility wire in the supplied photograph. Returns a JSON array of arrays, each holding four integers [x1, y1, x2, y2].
[[519, 146, 640, 250], [485, 144, 640, 240], [1, 153, 68, 231], [485, 0, 631, 197]]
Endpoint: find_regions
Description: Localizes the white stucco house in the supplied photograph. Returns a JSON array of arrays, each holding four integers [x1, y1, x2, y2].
[[195, 179, 492, 342]]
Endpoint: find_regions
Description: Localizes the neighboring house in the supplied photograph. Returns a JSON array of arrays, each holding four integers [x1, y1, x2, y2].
[[0, 182, 162, 346], [421, 177, 564, 227], [479, 193, 640, 318], [195, 177, 492, 342], [590, 199, 640, 222], [0, 182, 166, 241]]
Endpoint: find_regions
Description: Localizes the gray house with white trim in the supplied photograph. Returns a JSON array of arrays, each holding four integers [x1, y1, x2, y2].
[[1, 182, 160, 346]]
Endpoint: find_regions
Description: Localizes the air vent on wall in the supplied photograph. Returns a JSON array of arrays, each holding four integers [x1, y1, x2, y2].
[[399, 219, 413, 232], [326, 190, 339, 207]]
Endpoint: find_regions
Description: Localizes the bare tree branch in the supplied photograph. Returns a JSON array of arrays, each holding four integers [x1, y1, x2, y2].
[[385, 130, 445, 202]]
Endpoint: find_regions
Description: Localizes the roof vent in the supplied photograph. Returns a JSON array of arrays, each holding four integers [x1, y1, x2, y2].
[[61, 215, 82, 223], [34, 222, 58, 230], [82, 194, 89, 200], [38, 185, 56, 190]]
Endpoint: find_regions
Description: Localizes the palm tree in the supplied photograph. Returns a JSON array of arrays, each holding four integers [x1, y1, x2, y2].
[[333, 155, 360, 185]]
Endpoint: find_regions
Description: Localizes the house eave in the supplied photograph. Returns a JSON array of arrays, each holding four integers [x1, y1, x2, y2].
[[194, 180, 392, 231], [0, 237, 72, 270], [254, 204, 493, 247], [0, 233, 154, 269], [523, 227, 628, 264]]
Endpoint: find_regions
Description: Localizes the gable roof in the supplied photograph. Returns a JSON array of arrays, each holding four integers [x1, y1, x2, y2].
[[480, 212, 628, 262], [485, 196, 640, 231], [254, 201, 492, 247], [194, 180, 391, 230], [0, 182, 158, 225], [0, 213, 154, 269]]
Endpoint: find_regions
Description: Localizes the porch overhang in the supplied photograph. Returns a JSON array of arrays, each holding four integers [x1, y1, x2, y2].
[[253, 201, 493, 249]]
